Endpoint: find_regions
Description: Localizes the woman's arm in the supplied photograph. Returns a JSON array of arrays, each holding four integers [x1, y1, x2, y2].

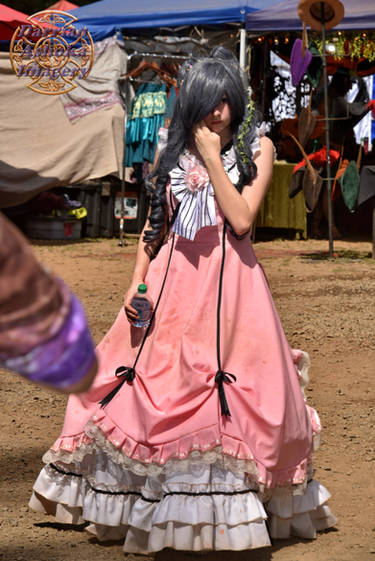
[[124, 131, 169, 322], [123, 217, 155, 322], [0, 212, 98, 394], [195, 124, 274, 237], [124, 210, 167, 323], [240, 135, 275, 225]]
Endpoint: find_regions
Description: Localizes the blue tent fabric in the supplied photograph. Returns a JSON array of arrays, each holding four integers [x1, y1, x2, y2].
[[246, 0, 375, 32], [69, 0, 262, 41]]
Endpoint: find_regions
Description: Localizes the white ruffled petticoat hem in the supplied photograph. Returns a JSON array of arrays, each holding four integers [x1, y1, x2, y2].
[[29, 453, 336, 554]]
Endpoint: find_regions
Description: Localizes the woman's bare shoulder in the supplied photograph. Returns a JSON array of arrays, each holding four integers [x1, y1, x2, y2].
[[259, 134, 274, 151], [254, 135, 275, 163]]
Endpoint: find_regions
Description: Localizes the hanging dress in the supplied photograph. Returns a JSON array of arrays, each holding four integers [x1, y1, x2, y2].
[[125, 82, 167, 167], [30, 138, 336, 553]]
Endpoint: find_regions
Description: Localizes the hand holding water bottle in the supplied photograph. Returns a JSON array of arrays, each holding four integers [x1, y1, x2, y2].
[[124, 283, 153, 328]]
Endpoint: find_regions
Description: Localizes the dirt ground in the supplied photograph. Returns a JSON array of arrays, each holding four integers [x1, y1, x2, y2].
[[0, 235, 374, 561]]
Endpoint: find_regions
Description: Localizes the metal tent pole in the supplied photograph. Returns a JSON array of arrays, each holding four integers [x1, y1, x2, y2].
[[321, 1, 334, 257], [239, 27, 247, 70], [119, 108, 128, 247]]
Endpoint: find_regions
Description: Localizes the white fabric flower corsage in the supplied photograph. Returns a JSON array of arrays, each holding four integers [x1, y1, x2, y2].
[[182, 157, 210, 192]]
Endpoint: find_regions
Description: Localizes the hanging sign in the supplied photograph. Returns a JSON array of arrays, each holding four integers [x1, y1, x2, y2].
[[115, 192, 138, 220]]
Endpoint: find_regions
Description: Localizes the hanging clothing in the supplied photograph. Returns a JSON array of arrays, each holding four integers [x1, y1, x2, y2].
[[29, 137, 336, 553], [165, 85, 178, 119], [125, 82, 167, 166], [351, 76, 373, 150]]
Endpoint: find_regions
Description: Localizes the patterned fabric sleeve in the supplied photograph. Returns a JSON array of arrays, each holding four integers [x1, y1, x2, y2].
[[3, 293, 96, 389], [0, 212, 95, 388]]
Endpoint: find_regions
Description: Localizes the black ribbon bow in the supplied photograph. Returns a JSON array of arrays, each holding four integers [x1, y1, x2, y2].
[[215, 370, 236, 417], [99, 366, 135, 408]]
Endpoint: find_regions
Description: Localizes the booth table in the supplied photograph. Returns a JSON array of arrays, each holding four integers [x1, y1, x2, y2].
[[256, 161, 306, 238]]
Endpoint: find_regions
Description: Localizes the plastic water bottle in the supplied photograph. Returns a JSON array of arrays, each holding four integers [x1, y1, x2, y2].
[[130, 283, 153, 328]]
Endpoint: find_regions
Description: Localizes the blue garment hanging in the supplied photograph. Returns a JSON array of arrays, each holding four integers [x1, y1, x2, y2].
[[125, 82, 167, 167]]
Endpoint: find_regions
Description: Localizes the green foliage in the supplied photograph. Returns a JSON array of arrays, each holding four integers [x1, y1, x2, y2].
[[237, 88, 255, 166], [314, 32, 375, 63]]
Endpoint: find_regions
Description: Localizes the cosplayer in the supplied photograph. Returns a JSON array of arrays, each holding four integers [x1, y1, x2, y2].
[[30, 47, 336, 553], [0, 212, 97, 394]]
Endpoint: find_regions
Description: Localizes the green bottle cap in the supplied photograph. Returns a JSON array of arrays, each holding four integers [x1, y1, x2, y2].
[[138, 283, 147, 294]]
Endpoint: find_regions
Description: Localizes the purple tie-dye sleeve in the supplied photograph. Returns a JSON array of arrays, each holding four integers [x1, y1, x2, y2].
[[2, 293, 96, 389]]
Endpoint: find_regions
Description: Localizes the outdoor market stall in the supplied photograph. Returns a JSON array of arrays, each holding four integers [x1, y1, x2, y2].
[[0, 1, 271, 239], [66, 0, 311, 240], [6, 0, 375, 243], [246, 0, 375, 248]]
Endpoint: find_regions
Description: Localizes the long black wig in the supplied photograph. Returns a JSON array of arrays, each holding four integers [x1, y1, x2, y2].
[[144, 46, 260, 244]]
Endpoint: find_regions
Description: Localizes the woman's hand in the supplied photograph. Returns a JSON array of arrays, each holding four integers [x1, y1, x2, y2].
[[124, 282, 141, 323], [193, 121, 221, 163]]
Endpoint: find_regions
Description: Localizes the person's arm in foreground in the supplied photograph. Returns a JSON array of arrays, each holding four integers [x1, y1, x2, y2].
[[0, 212, 97, 394]]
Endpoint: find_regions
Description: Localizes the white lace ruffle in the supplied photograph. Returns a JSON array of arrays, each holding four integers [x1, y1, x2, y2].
[[251, 123, 267, 159], [44, 423, 260, 481], [87, 518, 271, 553], [30, 457, 335, 554], [297, 349, 311, 392], [44, 420, 317, 494], [31, 458, 271, 552], [267, 479, 337, 539], [251, 122, 278, 161], [295, 349, 322, 451]]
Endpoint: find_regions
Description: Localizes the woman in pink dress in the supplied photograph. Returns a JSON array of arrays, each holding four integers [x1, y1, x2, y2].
[[30, 47, 336, 554]]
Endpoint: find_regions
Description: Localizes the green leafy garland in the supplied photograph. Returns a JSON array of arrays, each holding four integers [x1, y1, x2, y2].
[[266, 31, 375, 63], [237, 87, 255, 165]]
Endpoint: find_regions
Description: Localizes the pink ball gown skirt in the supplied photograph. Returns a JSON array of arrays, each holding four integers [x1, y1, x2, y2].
[[30, 210, 336, 553]]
